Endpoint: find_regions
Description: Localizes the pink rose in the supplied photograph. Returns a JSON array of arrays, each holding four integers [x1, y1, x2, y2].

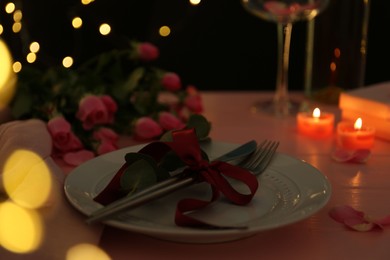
[[134, 117, 163, 140], [76, 95, 117, 130], [161, 72, 181, 91], [93, 127, 119, 143], [158, 112, 185, 131], [93, 127, 118, 155], [137, 42, 159, 62], [185, 95, 203, 113], [47, 116, 83, 153]]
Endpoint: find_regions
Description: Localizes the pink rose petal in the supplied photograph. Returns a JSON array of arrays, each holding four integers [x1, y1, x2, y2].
[[329, 205, 364, 223], [329, 205, 389, 232], [63, 150, 95, 166], [331, 148, 371, 163], [375, 214, 390, 226]]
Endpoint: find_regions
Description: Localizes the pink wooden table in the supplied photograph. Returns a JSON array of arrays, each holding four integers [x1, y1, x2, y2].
[[95, 91, 390, 260]]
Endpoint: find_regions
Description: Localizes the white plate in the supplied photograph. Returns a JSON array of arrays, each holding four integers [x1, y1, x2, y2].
[[64, 141, 331, 243]]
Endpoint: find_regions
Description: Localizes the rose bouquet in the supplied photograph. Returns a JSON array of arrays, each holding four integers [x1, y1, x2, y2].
[[10, 41, 211, 166]]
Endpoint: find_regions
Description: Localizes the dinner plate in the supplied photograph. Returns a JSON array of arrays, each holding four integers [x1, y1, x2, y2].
[[64, 141, 331, 243]]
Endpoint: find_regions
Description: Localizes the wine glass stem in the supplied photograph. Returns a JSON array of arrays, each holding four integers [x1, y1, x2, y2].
[[274, 22, 293, 115]]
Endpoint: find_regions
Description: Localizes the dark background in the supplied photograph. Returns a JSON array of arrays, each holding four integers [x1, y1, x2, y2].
[[0, 0, 388, 91]]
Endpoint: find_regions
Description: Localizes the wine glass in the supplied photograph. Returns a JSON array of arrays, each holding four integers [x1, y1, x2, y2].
[[241, 0, 329, 116]]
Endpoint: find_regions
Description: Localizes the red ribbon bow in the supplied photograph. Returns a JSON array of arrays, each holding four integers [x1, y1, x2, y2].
[[95, 128, 259, 228]]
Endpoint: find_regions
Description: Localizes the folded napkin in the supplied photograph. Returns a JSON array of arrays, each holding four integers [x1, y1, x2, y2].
[[94, 128, 259, 228]]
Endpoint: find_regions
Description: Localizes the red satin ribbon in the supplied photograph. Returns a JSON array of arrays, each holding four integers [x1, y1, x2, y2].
[[94, 128, 259, 228]]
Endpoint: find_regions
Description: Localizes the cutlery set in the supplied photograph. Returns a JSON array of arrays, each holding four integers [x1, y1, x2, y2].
[[87, 140, 279, 224]]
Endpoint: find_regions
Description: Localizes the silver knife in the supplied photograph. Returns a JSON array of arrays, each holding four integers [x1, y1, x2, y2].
[[87, 140, 257, 224]]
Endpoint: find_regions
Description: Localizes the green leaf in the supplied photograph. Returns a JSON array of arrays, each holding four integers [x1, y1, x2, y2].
[[120, 155, 158, 195], [121, 152, 171, 195], [186, 114, 212, 140], [124, 67, 145, 92]]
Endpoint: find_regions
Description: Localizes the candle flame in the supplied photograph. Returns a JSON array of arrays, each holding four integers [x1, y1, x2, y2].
[[354, 118, 362, 130], [312, 108, 321, 118]]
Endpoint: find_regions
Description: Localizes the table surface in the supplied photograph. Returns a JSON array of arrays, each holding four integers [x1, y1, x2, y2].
[[91, 91, 390, 260]]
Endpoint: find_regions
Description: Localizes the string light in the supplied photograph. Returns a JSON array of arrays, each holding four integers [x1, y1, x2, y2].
[[29, 42, 40, 53], [81, 0, 95, 5], [5, 2, 15, 14], [62, 56, 74, 68], [13, 10, 22, 22], [72, 17, 83, 29], [12, 22, 22, 33], [13, 62, 22, 73], [99, 23, 111, 36], [26, 53, 36, 63], [159, 26, 171, 37], [189, 0, 201, 5]]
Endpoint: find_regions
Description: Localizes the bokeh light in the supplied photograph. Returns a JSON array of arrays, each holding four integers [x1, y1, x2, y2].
[[0, 39, 17, 108], [3, 149, 53, 209], [12, 22, 22, 33], [159, 25, 171, 37], [29, 42, 40, 53], [5, 2, 16, 13], [81, 0, 95, 5], [26, 52, 36, 63], [13, 10, 22, 22], [13, 61, 22, 73], [189, 0, 201, 5], [99, 23, 111, 35], [0, 201, 43, 253], [62, 56, 74, 68], [72, 17, 83, 29], [66, 243, 111, 260]]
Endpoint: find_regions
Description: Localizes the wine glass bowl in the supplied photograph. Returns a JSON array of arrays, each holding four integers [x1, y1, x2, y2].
[[241, 0, 329, 116], [242, 0, 328, 23]]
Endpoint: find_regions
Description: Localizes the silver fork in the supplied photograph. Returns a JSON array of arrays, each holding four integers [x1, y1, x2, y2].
[[87, 140, 279, 224], [239, 140, 279, 175]]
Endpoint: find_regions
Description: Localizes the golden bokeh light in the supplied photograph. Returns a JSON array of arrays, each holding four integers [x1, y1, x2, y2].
[[13, 61, 22, 73], [5, 2, 16, 14], [26, 52, 36, 63], [0, 24, 3, 35], [29, 42, 40, 53], [72, 17, 83, 29], [62, 56, 74, 68], [12, 22, 22, 33], [3, 149, 53, 209], [66, 243, 111, 260], [81, 0, 95, 5], [99, 23, 111, 35], [0, 201, 43, 253], [159, 25, 171, 37], [0, 39, 17, 108], [189, 0, 201, 5], [13, 10, 22, 22]]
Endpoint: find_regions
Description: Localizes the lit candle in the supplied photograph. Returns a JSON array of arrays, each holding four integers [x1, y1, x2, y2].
[[297, 108, 335, 138], [337, 118, 375, 150]]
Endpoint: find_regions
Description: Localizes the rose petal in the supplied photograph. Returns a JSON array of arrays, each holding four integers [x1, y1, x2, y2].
[[329, 205, 385, 232], [350, 149, 371, 163], [331, 149, 354, 162], [375, 214, 390, 226], [329, 205, 365, 223], [348, 222, 378, 232], [63, 150, 95, 166], [331, 148, 371, 163]]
